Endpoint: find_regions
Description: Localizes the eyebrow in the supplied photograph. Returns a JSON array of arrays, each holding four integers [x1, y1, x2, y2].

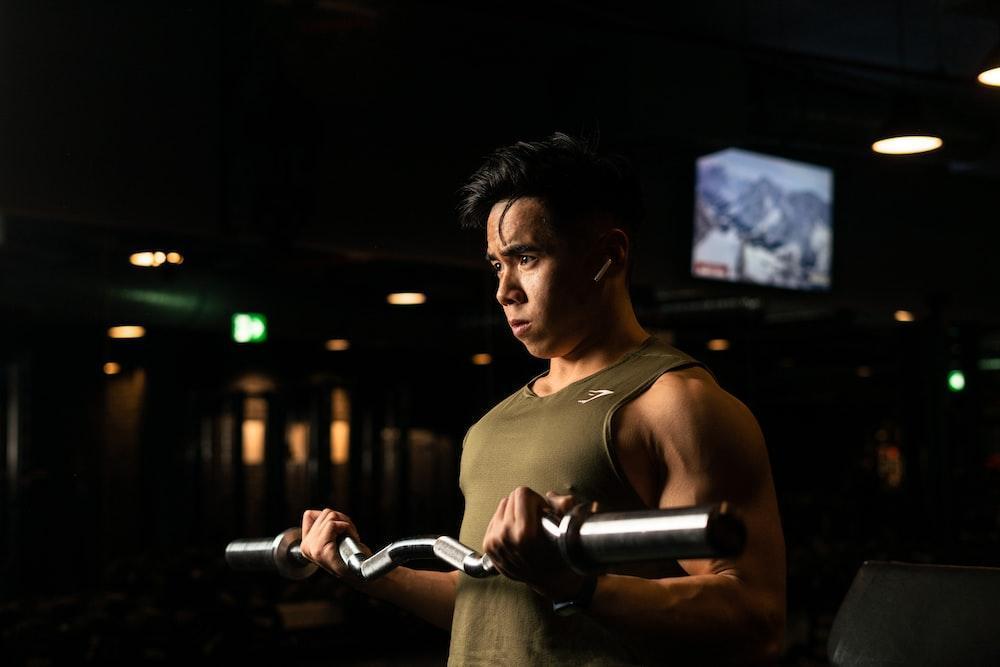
[[485, 243, 546, 262]]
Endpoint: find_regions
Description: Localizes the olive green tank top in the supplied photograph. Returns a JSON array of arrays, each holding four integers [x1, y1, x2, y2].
[[448, 336, 708, 666]]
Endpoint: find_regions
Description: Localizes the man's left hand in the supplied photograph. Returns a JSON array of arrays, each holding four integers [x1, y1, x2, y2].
[[482, 486, 591, 600]]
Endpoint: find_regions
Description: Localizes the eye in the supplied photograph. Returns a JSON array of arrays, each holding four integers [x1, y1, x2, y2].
[[491, 262, 502, 274], [519, 255, 535, 265]]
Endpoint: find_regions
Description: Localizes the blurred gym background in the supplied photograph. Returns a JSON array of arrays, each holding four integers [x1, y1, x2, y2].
[[2, 1, 1000, 664]]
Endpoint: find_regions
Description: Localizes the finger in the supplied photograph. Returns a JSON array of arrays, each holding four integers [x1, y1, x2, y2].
[[325, 510, 361, 543], [302, 508, 328, 538], [508, 488, 522, 536], [544, 491, 576, 514], [331, 520, 360, 545], [301, 509, 332, 558], [498, 495, 513, 531], [519, 489, 541, 539], [483, 497, 508, 550]]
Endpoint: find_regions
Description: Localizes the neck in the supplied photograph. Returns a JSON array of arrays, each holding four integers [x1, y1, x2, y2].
[[546, 297, 649, 387]]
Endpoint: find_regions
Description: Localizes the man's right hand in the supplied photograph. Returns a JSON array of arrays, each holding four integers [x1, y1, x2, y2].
[[300, 508, 371, 578]]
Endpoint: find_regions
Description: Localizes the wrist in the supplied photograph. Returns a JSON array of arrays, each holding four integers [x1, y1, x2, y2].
[[550, 574, 598, 616], [534, 570, 589, 601]]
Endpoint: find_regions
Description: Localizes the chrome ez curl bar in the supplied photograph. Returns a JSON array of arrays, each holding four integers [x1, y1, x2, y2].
[[225, 502, 746, 582]]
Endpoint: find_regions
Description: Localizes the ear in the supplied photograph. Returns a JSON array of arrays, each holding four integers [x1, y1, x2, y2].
[[600, 228, 630, 273]]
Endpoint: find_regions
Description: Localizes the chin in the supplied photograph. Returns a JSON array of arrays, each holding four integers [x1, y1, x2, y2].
[[519, 337, 563, 360]]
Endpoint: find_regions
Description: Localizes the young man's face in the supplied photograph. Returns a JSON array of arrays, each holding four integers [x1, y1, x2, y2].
[[485, 197, 601, 359]]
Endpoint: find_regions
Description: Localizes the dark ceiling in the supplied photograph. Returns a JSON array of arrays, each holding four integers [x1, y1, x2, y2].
[[1, 0, 999, 345]]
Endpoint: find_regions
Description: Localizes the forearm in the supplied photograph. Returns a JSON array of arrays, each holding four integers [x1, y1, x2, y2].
[[587, 573, 783, 665], [350, 568, 457, 631]]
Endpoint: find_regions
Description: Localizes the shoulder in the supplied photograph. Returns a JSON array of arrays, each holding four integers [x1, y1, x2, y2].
[[629, 366, 765, 475], [632, 364, 752, 427]]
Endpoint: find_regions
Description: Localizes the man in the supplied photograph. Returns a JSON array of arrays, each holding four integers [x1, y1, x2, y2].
[[300, 133, 786, 665]]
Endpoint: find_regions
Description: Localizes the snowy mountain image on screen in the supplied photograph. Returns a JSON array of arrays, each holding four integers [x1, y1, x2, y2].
[[692, 148, 833, 291]]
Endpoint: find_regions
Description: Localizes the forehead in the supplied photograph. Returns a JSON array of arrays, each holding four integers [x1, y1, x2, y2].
[[485, 197, 554, 248]]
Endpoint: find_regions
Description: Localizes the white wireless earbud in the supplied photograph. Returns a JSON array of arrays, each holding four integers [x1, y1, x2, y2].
[[593, 258, 613, 282]]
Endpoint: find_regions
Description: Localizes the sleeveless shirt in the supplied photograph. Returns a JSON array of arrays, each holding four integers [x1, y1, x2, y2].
[[448, 336, 708, 666]]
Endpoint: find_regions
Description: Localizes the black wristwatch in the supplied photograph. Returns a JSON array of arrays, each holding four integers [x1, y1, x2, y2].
[[551, 575, 598, 616]]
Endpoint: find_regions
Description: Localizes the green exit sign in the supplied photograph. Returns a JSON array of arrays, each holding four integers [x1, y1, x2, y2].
[[232, 313, 268, 343]]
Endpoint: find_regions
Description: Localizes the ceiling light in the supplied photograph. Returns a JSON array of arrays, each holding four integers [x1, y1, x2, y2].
[[130, 250, 184, 267], [871, 98, 943, 155], [707, 338, 730, 352], [872, 135, 943, 155], [977, 39, 1000, 87], [108, 325, 146, 339], [979, 67, 1000, 86], [387, 292, 426, 305], [471, 353, 492, 365], [894, 310, 915, 323], [130, 252, 157, 267], [325, 338, 350, 351]]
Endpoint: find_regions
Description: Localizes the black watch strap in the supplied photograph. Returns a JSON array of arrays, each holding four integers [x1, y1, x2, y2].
[[551, 575, 598, 616]]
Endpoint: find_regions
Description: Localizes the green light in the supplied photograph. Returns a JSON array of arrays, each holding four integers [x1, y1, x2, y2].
[[979, 358, 1000, 372], [947, 370, 965, 393], [232, 313, 268, 343]]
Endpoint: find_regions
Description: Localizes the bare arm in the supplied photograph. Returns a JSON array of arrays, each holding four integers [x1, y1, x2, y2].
[[299, 509, 459, 631], [352, 568, 459, 631], [585, 370, 787, 664]]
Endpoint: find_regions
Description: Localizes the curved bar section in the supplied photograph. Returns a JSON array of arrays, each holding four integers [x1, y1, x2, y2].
[[433, 536, 497, 578], [359, 537, 438, 580]]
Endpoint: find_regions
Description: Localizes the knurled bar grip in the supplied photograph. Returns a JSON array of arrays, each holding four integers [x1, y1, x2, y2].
[[224, 502, 746, 581]]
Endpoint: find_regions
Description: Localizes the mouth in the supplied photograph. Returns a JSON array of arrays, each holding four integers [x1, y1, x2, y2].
[[509, 320, 531, 337]]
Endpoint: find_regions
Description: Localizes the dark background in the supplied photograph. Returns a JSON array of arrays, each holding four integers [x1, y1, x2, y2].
[[2, 1, 999, 664]]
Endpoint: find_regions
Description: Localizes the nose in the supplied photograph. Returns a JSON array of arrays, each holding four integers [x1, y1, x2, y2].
[[496, 268, 525, 307]]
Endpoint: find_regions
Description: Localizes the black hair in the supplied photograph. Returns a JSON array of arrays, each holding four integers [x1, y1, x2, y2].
[[457, 133, 644, 246]]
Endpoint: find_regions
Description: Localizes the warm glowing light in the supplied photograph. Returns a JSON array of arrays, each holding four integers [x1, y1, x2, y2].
[[386, 292, 426, 305], [242, 419, 265, 465], [947, 370, 966, 393], [331, 420, 350, 464], [130, 252, 156, 267], [331, 388, 350, 464], [325, 338, 350, 351], [876, 443, 904, 488], [103, 362, 121, 375], [471, 353, 492, 365], [707, 338, 730, 352], [978, 67, 1000, 87], [242, 397, 267, 465], [108, 325, 146, 339], [130, 250, 183, 267], [871, 135, 943, 155], [287, 421, 309, 464], [894, 310, 915, 323]]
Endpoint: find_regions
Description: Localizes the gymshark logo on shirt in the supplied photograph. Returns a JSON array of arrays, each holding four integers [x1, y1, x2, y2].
[[578, 389, 615, 404]]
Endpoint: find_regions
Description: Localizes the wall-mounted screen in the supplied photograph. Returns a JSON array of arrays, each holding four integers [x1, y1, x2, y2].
[[692, 148, 833, 291]]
